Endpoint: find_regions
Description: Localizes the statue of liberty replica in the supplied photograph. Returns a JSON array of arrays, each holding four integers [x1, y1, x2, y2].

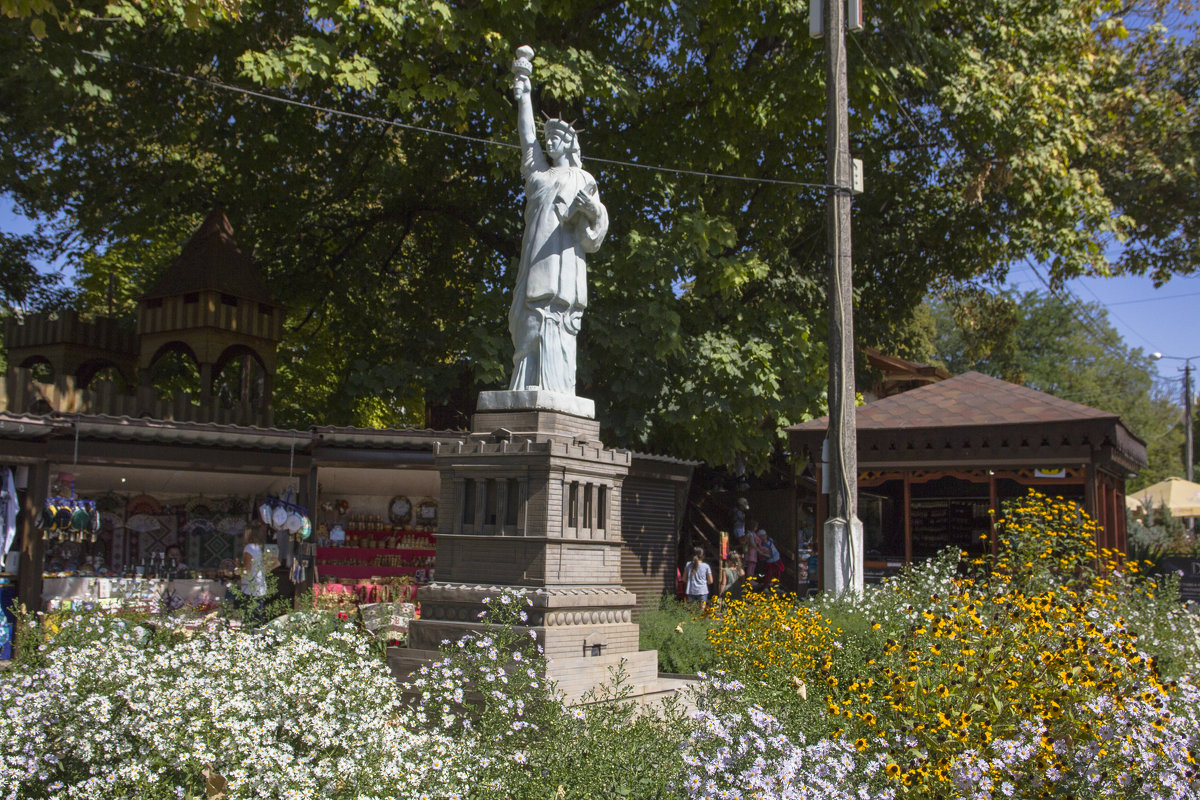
[[502, 45, 609, 404], [399, 47, 664, 703]]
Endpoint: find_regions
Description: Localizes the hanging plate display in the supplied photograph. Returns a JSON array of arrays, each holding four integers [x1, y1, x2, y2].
[[416, 498, 438, 527], [286, 511, 303, 533], [299, 517, 312, 539], [259, 502, 273, 526], [271, 505, 288, 530], [389, 495, 413, 526]]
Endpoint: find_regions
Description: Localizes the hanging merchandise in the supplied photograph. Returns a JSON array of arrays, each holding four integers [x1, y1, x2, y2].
[[182, 518, 216, 536], [126, 514, 163, 534], [290, 556, 306, 584], [258, 491, 311, 537], [0, 469, 17, 555], [215, 515, 245, 536], [40, 496, 100, 543]]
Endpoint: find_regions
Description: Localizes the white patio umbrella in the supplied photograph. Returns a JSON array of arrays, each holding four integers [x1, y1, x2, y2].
[[1128, 477, 1200, 518]]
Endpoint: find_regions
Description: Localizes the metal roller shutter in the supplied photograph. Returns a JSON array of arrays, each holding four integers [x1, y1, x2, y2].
[[621, 478, 678, 619]]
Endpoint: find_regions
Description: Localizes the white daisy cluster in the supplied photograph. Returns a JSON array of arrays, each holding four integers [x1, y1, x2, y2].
[[0, 612, 478, 799]]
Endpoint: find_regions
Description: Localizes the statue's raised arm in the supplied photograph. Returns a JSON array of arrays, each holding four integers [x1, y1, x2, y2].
[[503, 45, 609, 400], [511, 46, 545, 176]]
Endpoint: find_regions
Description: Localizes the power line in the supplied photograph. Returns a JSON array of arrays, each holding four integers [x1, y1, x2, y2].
[[1071, 277, 1157, 350], [59, 43, 836, 192], [1106, 289, 1200, 307], [847, 33, 935, 147], [1021, 259, 1157, 359]]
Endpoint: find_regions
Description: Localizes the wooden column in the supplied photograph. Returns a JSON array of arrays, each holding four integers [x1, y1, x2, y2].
[[815, 456, 825, 593], [902, 471, 912, 565], [1117, 483, 1128, 555], [17, 461, 50, 615], [1083, 461, 1098, 523], [989, 472, 999, 557], [1107, 479, 1121, 554]]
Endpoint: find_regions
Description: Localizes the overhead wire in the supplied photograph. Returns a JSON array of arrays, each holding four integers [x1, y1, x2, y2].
[[1106, 289, 1200, 307], [1070, 274, 1158, 350], [57, 42, 837, 192], [1019, 258, 1159, 361], [847, 32, 936, 147], [42, 39, 1192, 400]]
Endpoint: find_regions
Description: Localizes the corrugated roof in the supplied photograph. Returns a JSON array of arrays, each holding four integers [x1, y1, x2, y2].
[[313, 425, 463, 451], [70, 414, 310, 450], [0, 414, 63, 439], [141, 206, 277, 305], [629, 450, 702, 467], [790, 371, 1119, 432], [0, 413, 473, 453]]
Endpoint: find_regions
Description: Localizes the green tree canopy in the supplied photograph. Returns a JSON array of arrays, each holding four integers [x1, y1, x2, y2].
[[1, 0, 1197, 471], [923, 288, 1188, 490]]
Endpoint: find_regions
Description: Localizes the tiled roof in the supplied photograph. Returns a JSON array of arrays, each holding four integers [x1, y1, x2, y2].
[[141, 205, 277, 305], [791, 371, 1118, 432]]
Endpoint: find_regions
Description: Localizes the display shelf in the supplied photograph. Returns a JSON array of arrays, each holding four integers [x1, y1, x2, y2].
[[343, 528, 435, 539], [315, 546, 434, 560], [316, 564, 427, 579], [326, 529, 436, 549]]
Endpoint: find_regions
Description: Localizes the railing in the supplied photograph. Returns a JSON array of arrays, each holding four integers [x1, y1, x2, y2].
[[0, 368, 273, 427]]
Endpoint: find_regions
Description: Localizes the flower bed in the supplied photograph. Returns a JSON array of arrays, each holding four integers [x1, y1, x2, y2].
[[2, 491, 1197, 799]]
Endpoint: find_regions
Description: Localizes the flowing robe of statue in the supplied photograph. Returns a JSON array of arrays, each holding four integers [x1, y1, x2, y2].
[[507, 47, 608, 395]]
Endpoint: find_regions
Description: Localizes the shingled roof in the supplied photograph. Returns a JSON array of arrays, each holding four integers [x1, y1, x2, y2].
[[794, 371, 1117, 432], [141, 206, 277, 305], [789, 371, 1147, 474]]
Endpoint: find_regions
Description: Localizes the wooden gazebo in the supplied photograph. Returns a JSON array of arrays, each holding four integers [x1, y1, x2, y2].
[[788, 371, 1147, 587]]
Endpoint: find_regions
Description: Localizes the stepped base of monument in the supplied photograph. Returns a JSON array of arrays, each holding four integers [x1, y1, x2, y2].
[[388, 645, 684, 705]]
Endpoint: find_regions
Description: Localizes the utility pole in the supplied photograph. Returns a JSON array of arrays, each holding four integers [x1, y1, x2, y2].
[[1185, 361, 1194, 484], [821, 0, 863, 596], [1152, 352, 1198, 532]]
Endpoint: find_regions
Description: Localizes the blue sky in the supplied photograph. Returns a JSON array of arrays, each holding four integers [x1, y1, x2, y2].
[[1004, 267, 1200, 388]]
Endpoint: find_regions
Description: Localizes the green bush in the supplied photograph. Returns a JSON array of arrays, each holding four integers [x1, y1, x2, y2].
[[637, 596, 716, 674]]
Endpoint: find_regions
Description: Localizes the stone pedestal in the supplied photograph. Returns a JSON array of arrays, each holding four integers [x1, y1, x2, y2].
[[392, 406, 661, 701], [478, 389, 595, 418]]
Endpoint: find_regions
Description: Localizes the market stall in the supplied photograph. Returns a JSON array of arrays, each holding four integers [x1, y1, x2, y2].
[[788, 371, 1147, 591], [306, 455, 443, 605], [0, 415, 454, 616]]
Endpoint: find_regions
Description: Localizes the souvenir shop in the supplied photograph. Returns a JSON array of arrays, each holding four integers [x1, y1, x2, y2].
[[0, 413, 451, 617]]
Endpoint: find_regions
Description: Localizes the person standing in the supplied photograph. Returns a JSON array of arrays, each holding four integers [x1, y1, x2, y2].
[[718, 552, 745, 599], [762, 531, 785, 584], [683, 546, 713, 610], [732, 497, 749, 540], [743, 519, 764, 582], [238, 525, 268, 624]]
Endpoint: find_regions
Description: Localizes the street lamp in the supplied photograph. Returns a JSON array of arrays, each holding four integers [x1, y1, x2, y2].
[[1150, 352, 1199, 484]]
